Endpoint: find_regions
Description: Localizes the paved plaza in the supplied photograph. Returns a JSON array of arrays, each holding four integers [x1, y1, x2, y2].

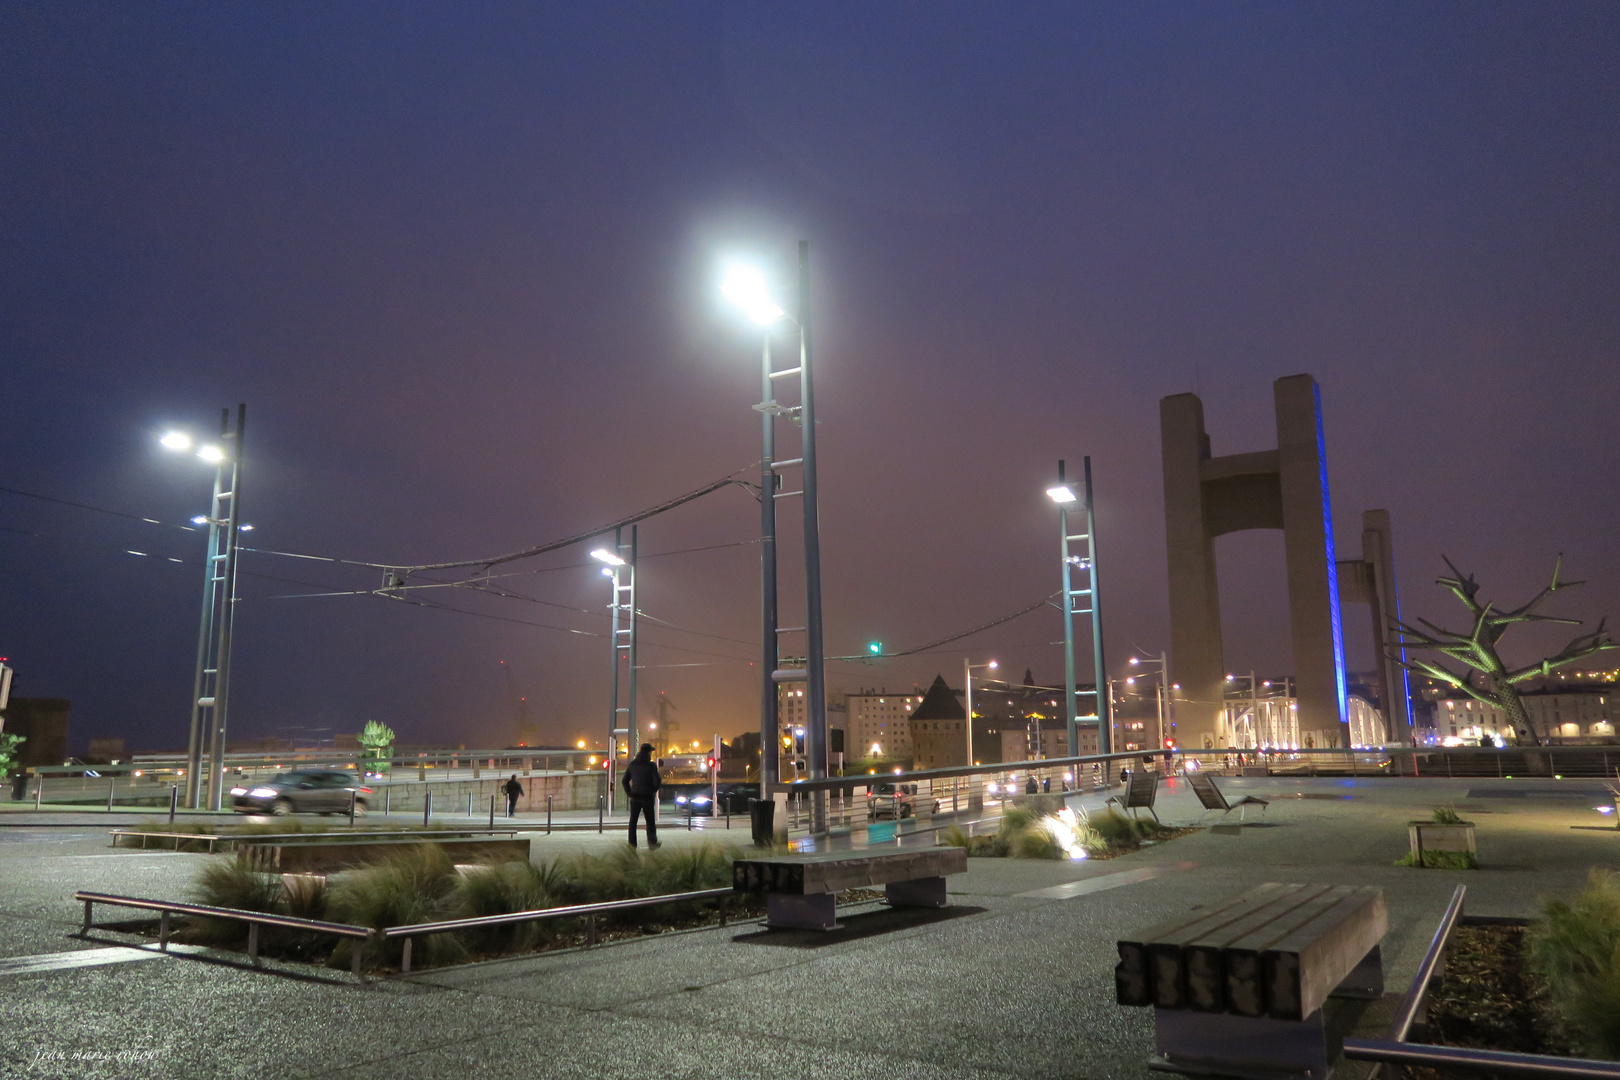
[[2, 776, 1618, 1079]]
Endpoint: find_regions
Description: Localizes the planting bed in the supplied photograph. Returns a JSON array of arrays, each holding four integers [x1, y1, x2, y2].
[[1423, 924, 1579, 1059]]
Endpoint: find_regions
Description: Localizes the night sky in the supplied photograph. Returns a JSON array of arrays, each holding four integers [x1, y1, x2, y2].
[[3, 2, 1617, 755]]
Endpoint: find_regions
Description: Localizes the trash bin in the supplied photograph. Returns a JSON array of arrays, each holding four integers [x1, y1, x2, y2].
[[749, 798, 775, 847]]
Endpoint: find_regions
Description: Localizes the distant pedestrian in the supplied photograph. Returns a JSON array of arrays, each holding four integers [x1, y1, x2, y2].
[[623, 743, 662, 849], [503, 774, 523, 818], [1025, 775, 1038, 795]]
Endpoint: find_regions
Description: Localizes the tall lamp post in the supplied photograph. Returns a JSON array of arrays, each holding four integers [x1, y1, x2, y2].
[[162, 405, 246, 810], [1047, 458, 1110, 757], [1128, 653, 1176, 749], [592, 534, 637, 814], [723, 244, 828, 832], [963, 659, 998, 766]]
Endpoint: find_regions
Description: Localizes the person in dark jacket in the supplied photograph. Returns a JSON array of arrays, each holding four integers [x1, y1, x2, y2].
[[503, 774, 523, 818], [622, 743, 662, 849]]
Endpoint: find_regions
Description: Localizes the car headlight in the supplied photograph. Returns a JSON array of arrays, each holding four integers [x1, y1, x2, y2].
[[248, 787, 278, 798], [693, 796, 711, 806], [229, 787, 248, 796], [675, 796, 688, 804], [986, 782, 999, 794]]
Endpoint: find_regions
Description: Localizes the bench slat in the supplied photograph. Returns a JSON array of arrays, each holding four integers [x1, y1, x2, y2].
[[1263, 886, 1386, 1021], [1115, 883, 1299, 1008], [1184, 885, 1339, 1014]]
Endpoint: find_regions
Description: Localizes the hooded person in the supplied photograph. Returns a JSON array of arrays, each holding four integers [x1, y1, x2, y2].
[[503, 774, 523, 817], [622, 743, 662, 849]]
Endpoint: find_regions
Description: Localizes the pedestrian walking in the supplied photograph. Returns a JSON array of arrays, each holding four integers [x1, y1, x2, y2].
[[623, 743, 662, 849], [503, 774, 523, 818]]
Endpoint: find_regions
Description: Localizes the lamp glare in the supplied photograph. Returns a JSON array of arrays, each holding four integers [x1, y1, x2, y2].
[[1046, 484, 1078, 505], [160, 431, 192, 451], [196, 445, 225, 464]]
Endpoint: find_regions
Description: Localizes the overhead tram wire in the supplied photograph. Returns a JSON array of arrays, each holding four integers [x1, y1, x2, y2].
[[830, 591, 1063, 662]]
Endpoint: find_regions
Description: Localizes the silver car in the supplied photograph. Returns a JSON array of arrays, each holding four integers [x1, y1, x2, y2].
[[231, 770, 371, 816]]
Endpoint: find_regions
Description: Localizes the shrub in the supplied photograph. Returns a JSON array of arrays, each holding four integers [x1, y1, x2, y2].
[[453, 860, 561, 954], [190, 862, 283, 944], [1010, 824, 1065, 860], [326, 844, 465, 969], [1433, 805, 1464, 825], [1393, 850, 1478, 870], [1531, 869, 1620, 1058]]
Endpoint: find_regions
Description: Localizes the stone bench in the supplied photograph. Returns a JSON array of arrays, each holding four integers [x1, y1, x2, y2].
[[732, 847, 968, 931], [1115, 882, 1387, 1080], [237, 837, 531, 873]]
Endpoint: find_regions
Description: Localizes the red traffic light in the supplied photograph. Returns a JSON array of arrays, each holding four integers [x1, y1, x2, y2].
[[1162, 737, 1177, 750], [706, 757, 717, 769]]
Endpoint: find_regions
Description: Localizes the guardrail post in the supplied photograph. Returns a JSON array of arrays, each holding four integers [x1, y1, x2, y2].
[[586, 915, 597, 947], [82, 898, 92, 936], [401, 937, 413, 975], [384, 788, 390, 816], [107, 778, 115, 812], [547, 794, 553, 834], [598, 794, 604, 834], [247, 923, 260, 967], [352, 936, 365, 981], [168, 785, 178, 824], [159, 911, 171, 952], [488, 794, 495, 829], [423, 790, 432, 828], [349, 789, 357, 826]]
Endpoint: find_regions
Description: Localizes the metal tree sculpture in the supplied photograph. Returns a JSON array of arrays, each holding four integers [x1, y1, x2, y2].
[[1391, 557, 1615, 745]]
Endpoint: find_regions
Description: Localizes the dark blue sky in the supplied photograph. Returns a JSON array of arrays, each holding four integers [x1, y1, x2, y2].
[[3, 2, 1616, 753]]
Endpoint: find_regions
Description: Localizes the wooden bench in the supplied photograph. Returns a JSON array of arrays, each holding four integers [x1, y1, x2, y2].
[[1116, 882, 1386, 1080], [1187, 772, 1270, 823], [1107, 769, 1161, 822], [732, 847, 968, 931]]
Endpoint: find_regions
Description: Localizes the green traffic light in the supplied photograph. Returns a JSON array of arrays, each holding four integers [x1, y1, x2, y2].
[[868, 642, 882, 655]]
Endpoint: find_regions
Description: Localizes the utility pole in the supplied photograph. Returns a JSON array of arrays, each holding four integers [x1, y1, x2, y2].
[[186, 404, 245, 810]]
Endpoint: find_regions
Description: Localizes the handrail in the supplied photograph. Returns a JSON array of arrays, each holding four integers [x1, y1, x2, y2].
[[1340, 1041, 1620, 1079], [74, 890, 373, 937], [74, 889, 374, 979], [786, 749, 1163, 793], [384, 885, 736, 973], [1390, 883, 1467, 1041]]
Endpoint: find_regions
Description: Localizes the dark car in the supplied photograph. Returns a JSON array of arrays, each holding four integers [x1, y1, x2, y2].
[[231, 770, 371, 816]]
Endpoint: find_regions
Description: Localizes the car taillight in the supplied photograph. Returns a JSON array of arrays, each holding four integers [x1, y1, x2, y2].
[[360, 788, 373, 794]]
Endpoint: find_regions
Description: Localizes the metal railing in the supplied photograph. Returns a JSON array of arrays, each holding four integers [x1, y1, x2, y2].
[[74, 890, 374, 979], [1342, 884, 1620, 1079], [107, 826, 523, 851], [382, 887, 736, 973]]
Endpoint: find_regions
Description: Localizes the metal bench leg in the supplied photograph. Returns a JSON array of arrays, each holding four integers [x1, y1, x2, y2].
[[765, 893, 840, 931], [1153, 1006, 1329, 1080], [81, 899, 92, 937], [885, 876, 948, 909]]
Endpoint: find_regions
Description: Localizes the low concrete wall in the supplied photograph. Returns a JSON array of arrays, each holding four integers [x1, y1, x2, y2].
[[239, 837, 531, 873], [369, 771, 606, 814]]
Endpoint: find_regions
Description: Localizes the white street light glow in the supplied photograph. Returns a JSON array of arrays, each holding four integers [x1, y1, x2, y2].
[[197, 445, 225, 463], [190, 516, 209, 525], [1046, 484, 1078, 504], [721, 265, 786, 325], [988, 660, 998, 669], [589, 548, 625, 566], [160, 431, 192, 451]]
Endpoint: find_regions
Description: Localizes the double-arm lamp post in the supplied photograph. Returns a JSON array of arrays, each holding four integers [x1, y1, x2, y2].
[[1048, 458, 1110, 757], [160, 405, 246, 810]]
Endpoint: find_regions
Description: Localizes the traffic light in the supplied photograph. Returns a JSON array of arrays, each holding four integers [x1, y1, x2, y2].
[[706, 756, 717, 769], [1162, 737, 1177, 751], [868, 641, 882, 655]]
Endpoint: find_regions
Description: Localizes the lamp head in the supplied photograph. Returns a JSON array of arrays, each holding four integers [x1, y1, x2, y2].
[[159, 431, 192, 451], [721, 264, 785, 326], [1046, 484, 1078, 505], [196, 445, 226, 464], [589, 548, 626, 567]]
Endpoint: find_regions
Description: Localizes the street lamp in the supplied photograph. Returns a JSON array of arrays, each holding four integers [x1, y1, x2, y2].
[[723, 243, 829, 833], [161, 405, 246, 810], [963, 659, 998, 766], [1049, 458, 1110, 756], [1128, 654, 1174, 749], [596, 529, 636, 810]]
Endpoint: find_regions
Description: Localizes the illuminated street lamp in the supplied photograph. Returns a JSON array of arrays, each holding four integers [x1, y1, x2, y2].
[[161, 406, 246, 810], [1050, 459, 1110, 756], [723, 243, 829, 833], [963, 659, 998, 766], [1129, 653, 1174, 749]]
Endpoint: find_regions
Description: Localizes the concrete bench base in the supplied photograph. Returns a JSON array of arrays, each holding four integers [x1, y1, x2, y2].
[[762, 874, 952, 930]]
